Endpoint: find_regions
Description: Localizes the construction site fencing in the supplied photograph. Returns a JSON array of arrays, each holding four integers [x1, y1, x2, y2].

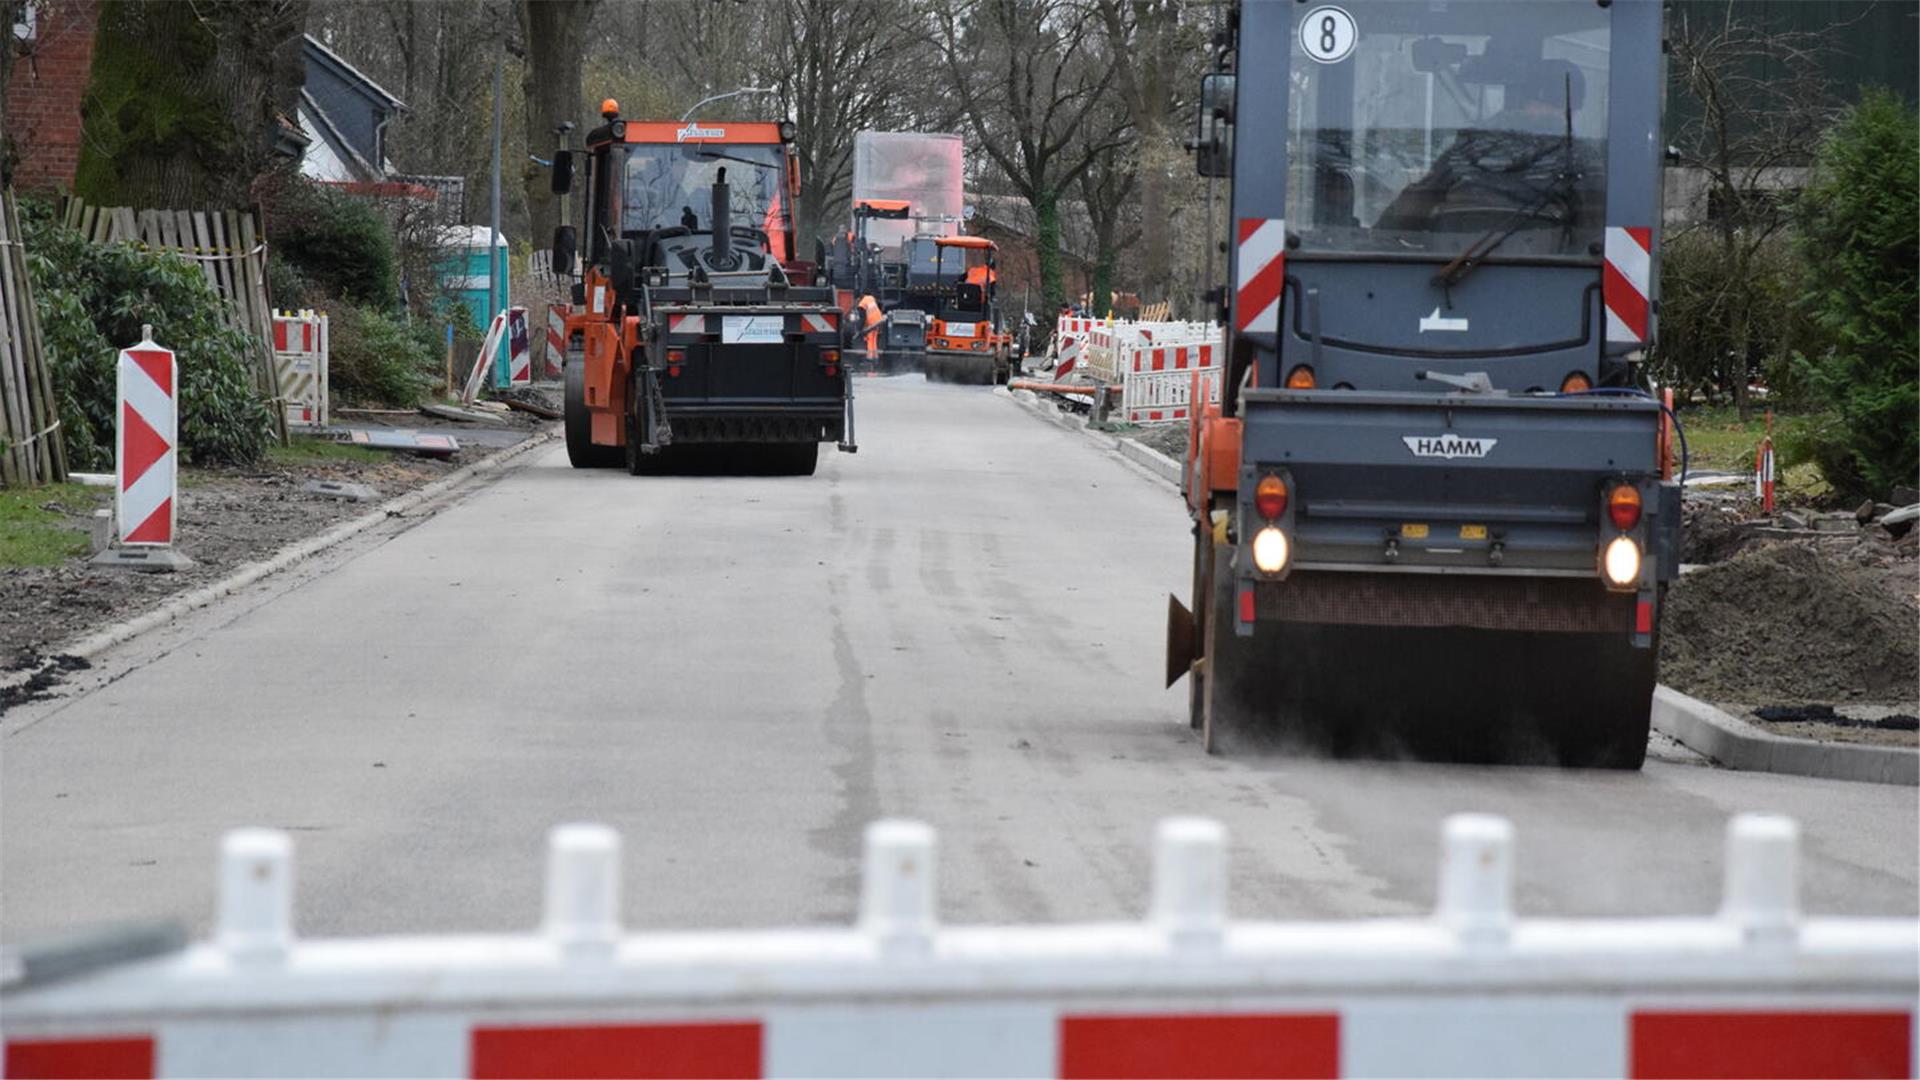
[[3, 813, 1914, 1078], [269, 310, 329, 430], [1050, 315, 1223, 425]]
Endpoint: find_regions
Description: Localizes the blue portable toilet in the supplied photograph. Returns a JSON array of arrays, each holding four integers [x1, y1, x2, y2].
[[438, 226, 512, 384]]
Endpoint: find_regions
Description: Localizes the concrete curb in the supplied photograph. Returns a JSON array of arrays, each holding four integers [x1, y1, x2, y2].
[[1652, 686, 1918, 786], [5, 429, 558, 683], [1003, 388, 1184, 489], [1115, 438, 1183, 486]]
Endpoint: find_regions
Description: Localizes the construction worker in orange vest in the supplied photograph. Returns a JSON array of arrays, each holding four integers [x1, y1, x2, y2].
[[856, 294, 884, 361]]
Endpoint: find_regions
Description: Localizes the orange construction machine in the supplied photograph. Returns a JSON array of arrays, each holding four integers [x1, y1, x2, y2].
[[550, 105, 853, 476], [909, 235, 1014, 385]]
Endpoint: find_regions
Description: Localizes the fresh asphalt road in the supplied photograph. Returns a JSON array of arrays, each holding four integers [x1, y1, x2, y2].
[[4, 377, 1915, 942]]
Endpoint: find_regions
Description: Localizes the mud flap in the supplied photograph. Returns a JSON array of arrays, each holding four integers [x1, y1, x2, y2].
[[1165, 593, 1195, 688]]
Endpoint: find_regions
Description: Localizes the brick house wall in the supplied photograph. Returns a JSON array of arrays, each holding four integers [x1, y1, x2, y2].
[[6, 0, 100, 193]]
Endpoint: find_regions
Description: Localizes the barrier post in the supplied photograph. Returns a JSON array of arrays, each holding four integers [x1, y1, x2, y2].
[[1436, 813, 1512, 946], [93, 325, 192, 571], [216, 828, 293, 966], [543, 824, 622, 960], [860, 819, 936, 956], [1152, 817, 1226, 950], [1720, 813, 1799, 945]]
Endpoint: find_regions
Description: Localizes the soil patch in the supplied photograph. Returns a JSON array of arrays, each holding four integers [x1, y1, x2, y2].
[[1114, 422, 1190, 461], [1, 421, 547, 673], [1661, 542, 1918, 704]]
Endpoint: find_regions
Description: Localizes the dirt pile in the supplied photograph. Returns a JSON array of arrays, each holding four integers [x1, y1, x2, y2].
[[1660, 542, 1918, 703]]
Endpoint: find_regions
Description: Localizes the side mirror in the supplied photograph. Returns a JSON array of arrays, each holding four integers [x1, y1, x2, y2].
[[1192, 73, 1235, 179], [551, 225, 576, 280], [551, 150, 574, 195]]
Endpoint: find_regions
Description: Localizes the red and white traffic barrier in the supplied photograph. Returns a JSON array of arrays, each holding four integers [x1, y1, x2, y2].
[[545, 305, 570, 379], [270, 310, 329, 429], [114, 330, 177, 547], [505, 307, 531, 388], [1052, 316, 1094, 377], [4, 814, 1912, 1078]]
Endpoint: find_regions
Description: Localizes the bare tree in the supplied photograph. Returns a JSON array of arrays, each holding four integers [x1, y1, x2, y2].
[[519, 0, 599, 252], [1668, 4, 1843, 416], [934, 0, 1129, 317], [1076, 90, 1140, 314], [1091, 0, 1204, 307], [752, 0, 927, 248]]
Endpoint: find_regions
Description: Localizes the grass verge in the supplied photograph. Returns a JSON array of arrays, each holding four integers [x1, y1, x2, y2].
[[0, 484, 106, 568], [266, 437, 387, 466]]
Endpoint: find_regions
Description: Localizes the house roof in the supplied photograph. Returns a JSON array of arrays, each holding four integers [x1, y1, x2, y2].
[[299, 89, 379, 182], [302, 34, 406, 113]]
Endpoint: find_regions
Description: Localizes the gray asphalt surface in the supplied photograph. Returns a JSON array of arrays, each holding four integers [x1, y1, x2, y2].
[[4, 377, 1915, 943]]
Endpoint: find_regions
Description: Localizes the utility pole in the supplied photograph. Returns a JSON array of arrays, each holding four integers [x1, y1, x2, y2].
[[488, 39, 505, 339]]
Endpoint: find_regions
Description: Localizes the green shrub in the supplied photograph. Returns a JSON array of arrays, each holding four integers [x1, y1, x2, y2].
[[263, 178, 399, 308], [325, 304, 436, 407], [21, 208, 272, 469], [1789, 89, 1919, 501], [1648, 231, 1820, 404], [266, 252, 315, 312]]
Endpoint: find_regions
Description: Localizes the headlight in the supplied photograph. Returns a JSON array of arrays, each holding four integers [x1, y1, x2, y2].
[[1252, 526, 1290, 574], [1602, 535, 1641, 587]]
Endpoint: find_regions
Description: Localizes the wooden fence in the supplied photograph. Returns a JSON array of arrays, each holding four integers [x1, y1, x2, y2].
[[61, 198, 288, 443], [0, 188, 67, 487]]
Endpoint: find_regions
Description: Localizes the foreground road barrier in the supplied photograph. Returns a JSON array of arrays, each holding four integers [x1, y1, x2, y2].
[[3, 814, 1914, 1078]]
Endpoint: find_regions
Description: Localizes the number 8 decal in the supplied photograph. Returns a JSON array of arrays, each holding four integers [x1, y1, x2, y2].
[[1299, 5, 1357, 64]]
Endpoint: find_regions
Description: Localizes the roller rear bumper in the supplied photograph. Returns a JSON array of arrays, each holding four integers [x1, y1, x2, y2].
[[1234, 388, 1681, 642]]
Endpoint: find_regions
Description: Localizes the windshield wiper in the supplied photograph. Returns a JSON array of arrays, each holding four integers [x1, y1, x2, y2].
[[695, 150, 779, 171], [1432, 73, 1581, 291]]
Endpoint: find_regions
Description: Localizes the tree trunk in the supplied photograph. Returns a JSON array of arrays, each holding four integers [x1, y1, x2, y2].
[[1091, 235, 1115, 318], [1033, 188, 1065, 318], [1137, 119, 1170, 304], [1730, 300, 1752, 419], [74, 0, 308, 208], [520, 0, 597, 255]]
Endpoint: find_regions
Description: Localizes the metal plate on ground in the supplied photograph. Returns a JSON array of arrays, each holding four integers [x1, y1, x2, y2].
[[346, 429, 460, 458]]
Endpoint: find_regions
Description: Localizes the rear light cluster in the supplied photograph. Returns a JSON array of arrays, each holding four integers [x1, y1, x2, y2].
[[822, 349, 840, 378], [1254, 474, 1289, 519], [1601, 482, 1644, 589], [1251, 472, 1292, 576], [1608, 484, 1643, 530], [665, 349, 685, 378]]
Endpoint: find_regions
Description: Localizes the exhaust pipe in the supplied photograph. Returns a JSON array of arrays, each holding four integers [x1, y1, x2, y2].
[[710, 167, 734, 269]]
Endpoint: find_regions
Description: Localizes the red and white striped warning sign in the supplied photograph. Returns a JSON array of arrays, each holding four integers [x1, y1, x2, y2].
[[115, 334, 177, 546], [799, 311, 838, 334], [668, 313, 704, 336], [1604, 225, 1653, 344], [1235, 217, 1286, 335], [505, 307, 531, 387], [270, 310, 329, 428], [545, 305, 569, 378], [1130, 343, 1215, 374]]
